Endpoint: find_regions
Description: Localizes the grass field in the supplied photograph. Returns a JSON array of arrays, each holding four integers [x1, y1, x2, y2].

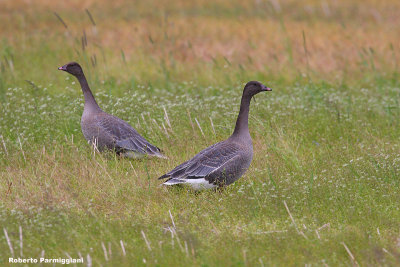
[[1, 0, 400, 266]]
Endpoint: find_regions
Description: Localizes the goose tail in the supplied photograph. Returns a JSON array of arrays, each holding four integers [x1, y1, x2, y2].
[[162, 178, 186, 185]]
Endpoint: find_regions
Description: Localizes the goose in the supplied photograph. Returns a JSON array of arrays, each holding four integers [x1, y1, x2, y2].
[[58, 62, 166, 158], [158, 81, 271, 189]]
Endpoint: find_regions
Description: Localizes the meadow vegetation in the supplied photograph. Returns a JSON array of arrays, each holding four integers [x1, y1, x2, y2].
[[0, 0, 400, 266]]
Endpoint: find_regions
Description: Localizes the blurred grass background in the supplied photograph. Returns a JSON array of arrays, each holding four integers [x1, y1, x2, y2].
[[0, 0, 400, 266], [2, 0, 400, 88]]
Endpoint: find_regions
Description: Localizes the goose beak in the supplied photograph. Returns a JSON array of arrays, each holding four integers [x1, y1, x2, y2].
[[262, 86, 272, 91], [58, 65, 67, 71]]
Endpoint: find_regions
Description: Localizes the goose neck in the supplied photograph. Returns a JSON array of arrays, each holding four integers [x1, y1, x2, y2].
[[231, 94, 252, 140], [76, 74, 101, 112]]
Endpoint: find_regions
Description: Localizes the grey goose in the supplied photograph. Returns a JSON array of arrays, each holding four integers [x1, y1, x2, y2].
[[158, 81, 271, 189], [58, 62, 166, 158]]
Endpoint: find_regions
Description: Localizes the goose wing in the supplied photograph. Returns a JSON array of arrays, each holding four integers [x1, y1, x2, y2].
[[96, 113, 163, 156], [159, 141, 241, 182]]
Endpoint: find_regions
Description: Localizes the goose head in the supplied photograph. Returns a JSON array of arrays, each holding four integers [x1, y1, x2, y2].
[[243, 81, 272, 97], [58, 62, 83, 77]]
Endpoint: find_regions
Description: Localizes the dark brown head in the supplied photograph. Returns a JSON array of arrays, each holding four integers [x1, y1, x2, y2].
[[58, 62, 84, 77], [243, 81, 272, 97]]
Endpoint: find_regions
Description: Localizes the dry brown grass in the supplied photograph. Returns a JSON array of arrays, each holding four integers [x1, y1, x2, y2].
[[1, 0, 400, 81]]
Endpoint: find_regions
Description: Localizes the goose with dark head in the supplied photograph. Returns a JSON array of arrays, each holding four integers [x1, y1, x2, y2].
[[158, 81, 272, 189], [58, 62, 166, 159]]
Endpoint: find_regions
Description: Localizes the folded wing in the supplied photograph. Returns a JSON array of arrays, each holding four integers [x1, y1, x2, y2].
[[96, 114, 165, 157], [159, 141, 241, 184]]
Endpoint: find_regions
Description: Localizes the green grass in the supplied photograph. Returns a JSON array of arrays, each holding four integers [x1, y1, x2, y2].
[[1, 0, 400, 266]]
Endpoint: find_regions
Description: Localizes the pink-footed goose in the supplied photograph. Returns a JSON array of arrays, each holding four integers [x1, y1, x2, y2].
[[58, 62, 166, 158], [158, 81, 271, 189]]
